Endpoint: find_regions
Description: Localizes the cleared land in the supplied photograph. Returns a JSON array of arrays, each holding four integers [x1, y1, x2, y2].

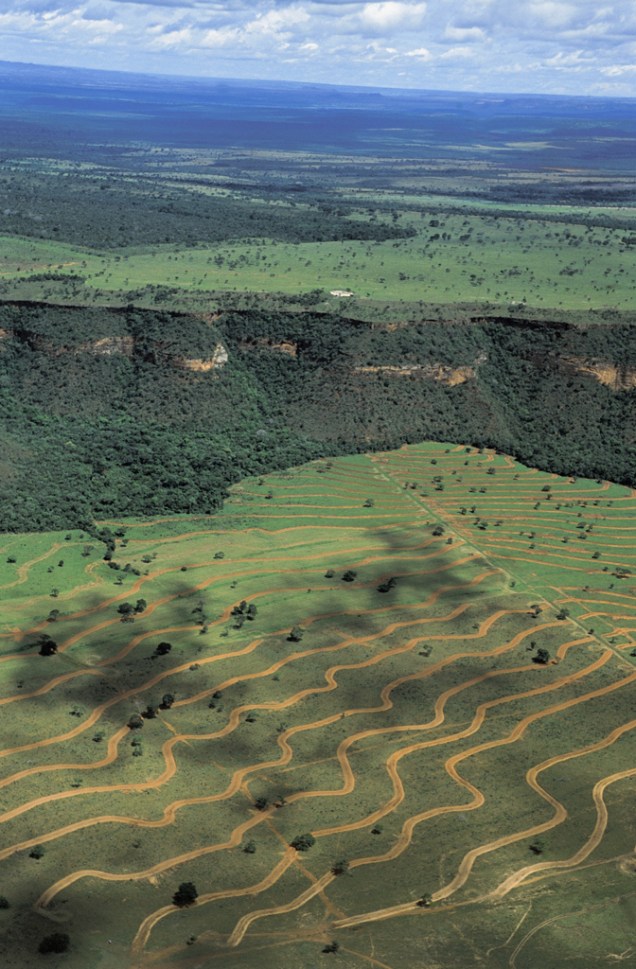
[[0, 442, 635, 968]]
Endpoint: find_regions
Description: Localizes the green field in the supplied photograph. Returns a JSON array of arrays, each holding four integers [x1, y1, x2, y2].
[[2, 199, 636, 313], [1, 443, 635, 968]]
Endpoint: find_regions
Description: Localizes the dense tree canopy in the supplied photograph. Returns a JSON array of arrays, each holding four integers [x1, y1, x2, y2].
[[0, 301, 634, 532]]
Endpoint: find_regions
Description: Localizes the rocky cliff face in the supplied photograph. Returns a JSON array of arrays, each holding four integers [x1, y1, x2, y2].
[[1, 300, 635, 532]]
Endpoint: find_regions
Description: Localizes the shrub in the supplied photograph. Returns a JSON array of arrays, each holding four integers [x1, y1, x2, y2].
[[38, 933, 70, 954]]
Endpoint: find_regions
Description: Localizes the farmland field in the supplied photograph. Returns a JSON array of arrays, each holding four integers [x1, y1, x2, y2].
[[1, 442, 635, 968]]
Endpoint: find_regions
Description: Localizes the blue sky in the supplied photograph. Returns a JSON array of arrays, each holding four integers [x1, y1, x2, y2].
[[1, 0, 636, 95]]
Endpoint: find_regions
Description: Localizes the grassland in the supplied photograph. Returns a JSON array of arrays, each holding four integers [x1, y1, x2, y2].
[[2, 198, 636, 314], [1, 442, 635, 968]]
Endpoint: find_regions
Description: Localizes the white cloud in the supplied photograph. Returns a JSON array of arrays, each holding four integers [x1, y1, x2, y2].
[[404, 46, 431, 60], [0, 0, 635, 94], [601, 63, 636, 76], [444, 24, 486, 42], [528, 2, 577, 29], [199, 26, 239, 48], [438, 45, 475, 60], [545, 49, 590, 67], [245, 6, 309, 36], [358, 1, 427, 33]]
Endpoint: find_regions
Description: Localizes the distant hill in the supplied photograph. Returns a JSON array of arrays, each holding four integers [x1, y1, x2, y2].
[[0, 59, 635, 168]]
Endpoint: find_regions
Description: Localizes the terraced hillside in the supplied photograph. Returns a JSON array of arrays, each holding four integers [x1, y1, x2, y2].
[[1, 443, 635, 968]]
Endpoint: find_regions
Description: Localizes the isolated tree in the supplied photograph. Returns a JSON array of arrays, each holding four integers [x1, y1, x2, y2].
[[290, 833, 315, 852], [38, 932, 70, 954], [127, 714, 144, 730], [417, 893, 433, 907], [38, 635, 58, 657], [288, 626, 304, 642], [341, 570, 357, 582], [331, 859, 349, 876], [0, 895, 9, 908], [155, 641, 172, 656], [160, 693, 174, 709], [533, 648, 551, 665], [173, 882, 198, 907]]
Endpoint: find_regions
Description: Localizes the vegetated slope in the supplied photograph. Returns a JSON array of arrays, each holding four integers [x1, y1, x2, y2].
[[0, 443, 634, 969], [1, 301, 636, 532]]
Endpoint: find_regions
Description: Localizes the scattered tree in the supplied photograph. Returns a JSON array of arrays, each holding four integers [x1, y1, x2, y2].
[[172, 882, 198, 907], [38, 635, 58, 657], [290, 833, 315, 852]]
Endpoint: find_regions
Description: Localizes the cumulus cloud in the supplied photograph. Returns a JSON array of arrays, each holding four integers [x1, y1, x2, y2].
[[0, 0, 634, 94], [358, 1, 427, 32]]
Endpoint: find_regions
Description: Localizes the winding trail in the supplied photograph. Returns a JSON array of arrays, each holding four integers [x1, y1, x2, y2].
[[3, 444, 635, 969]]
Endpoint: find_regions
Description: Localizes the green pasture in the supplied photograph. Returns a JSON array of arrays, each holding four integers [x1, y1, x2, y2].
[[1, 443, 635, 967], [1, 194, 636, 313]]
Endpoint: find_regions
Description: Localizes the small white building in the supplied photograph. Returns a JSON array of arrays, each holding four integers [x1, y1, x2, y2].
[[330, 289, 354, 297]]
